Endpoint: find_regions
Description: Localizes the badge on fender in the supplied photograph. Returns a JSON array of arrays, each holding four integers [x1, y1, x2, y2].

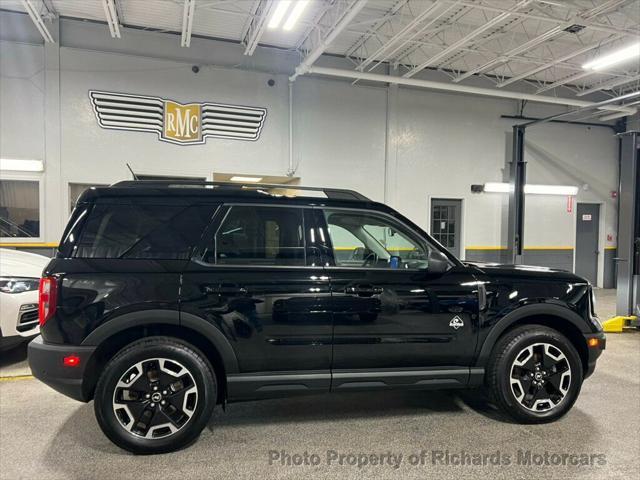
[[449, 316, 464, 330]]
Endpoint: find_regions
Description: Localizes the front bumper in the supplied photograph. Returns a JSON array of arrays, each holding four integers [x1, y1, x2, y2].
[[0, 331, 29, 351], [583, 331, 606, 379], [0, 291, 40, 338], [28, 336, 96, 402]]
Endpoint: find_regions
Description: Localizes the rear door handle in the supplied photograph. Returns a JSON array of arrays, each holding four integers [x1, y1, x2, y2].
[[345, 285, 384, 296], [203, 284, 248, 295]]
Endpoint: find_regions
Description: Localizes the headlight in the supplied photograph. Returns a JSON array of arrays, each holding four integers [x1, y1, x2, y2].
[[0, 277, 40, 294], [588, 286, 602, 330]]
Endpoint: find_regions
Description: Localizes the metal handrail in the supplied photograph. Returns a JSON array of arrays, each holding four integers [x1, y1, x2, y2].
[[0, 217, 35, 237], [111, 180, 370, 201]]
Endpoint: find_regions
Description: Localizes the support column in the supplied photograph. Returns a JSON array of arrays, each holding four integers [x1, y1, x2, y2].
[[616, 131, 639, 316], [43, 18, 63, 243], [384, 66, 399, 207], [507, 125, 526, 264]]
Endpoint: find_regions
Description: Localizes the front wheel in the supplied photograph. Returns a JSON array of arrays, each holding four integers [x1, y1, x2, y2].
[[486, 325, 583, 423], [94, 336, 216, 454]]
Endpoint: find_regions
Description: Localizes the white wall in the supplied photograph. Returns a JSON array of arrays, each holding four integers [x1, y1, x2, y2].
[[293, 77, 387, 202], [0, 41, 45, 161], [0, 14, 623, 285], [60, 48, 291, 184]]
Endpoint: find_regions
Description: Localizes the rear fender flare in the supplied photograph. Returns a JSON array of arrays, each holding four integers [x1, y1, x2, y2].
[[81, 309, 239, 374]]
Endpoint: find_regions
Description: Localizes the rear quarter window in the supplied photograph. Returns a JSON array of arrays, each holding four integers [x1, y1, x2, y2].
[[74, 203, 218, 259]]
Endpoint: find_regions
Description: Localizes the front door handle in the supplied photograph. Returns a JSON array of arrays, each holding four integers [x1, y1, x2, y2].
[[345, 285, 384, 297]]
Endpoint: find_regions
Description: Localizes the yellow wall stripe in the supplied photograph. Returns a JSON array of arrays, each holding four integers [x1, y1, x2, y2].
[[0, 244, 618, 251], [466, 246, 574, 251], [467, 246, 617, 251], [0, 243, 58, 248]]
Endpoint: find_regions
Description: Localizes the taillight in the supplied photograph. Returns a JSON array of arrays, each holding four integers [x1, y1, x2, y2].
[[38, 276, 58, 326]]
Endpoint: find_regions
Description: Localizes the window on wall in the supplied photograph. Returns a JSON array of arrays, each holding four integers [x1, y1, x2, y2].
[[0, 179, 40, 238], [69, 183, 107, 213], [432, 205, 455, 248], [212, 206, 306, 266]]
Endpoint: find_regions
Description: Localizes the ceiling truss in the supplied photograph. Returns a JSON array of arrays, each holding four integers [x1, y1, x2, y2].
[[6, 0, 640, 117]]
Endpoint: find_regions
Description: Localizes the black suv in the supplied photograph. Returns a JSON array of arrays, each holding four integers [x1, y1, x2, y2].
[[29, 181, 605, 454]]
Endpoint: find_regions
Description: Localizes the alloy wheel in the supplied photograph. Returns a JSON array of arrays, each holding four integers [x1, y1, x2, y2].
[[509, 342, 571, 413], [112, 358, 198, 439]]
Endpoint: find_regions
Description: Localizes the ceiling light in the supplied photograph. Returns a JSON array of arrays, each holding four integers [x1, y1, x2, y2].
[[283, 0, 309, 31], [230, 176, 263, 183], [583, 42, 640, 71], [0, 159, 44, 172], [482, 182, 578, 195], [268, 1, 292, 29], [524, 184, 579, 195]]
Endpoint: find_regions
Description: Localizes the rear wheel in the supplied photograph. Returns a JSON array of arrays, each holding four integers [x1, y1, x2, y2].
[[94, 336, 216, 454], [486, 325, 583, 423]]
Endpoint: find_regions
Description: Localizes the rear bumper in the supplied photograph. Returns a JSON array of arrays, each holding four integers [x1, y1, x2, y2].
[[28, 336, 96, 402], [583, 332, 606, 379]]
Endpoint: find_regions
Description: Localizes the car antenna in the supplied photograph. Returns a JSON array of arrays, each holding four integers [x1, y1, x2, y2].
[[126, 163, 139, 180]]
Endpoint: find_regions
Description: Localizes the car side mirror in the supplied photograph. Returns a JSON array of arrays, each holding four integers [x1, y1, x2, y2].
[[427, 250, 450, 273]]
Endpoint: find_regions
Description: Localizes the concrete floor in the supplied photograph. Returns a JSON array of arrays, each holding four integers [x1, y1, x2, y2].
[[1, 290, 638, 480]]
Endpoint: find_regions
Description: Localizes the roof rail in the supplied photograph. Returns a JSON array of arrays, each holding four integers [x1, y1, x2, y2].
[[111, 180, 370, 201]]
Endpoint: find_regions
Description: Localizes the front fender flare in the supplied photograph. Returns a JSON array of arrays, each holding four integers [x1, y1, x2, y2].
[[475, 303, 589, 368]]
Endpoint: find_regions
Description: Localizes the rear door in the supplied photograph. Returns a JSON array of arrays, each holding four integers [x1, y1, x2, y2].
[[181, 204, 333, 400], [317, 207, 480, 390]]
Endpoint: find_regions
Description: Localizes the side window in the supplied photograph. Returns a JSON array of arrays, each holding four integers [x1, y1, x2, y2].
[[326, 223, 366, 266], [323, 209, 451, 271], [215, 206, 306, 266], [75, 203, 217, 259]]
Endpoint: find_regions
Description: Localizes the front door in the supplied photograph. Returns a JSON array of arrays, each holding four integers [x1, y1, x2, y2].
[[318, 207, 480, 390], [181, 204, 332, 400], [575, 203, 600, 284]]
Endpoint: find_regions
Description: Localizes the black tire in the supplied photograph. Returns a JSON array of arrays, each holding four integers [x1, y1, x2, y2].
[[94, 336, 216, 454], [485, 325, 583, 423]]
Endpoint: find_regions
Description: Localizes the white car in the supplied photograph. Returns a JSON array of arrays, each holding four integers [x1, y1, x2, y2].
[[0, 249, 50, 351]]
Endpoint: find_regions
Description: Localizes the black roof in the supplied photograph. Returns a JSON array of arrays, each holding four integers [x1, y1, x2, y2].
[[76, 180, 374, 206]]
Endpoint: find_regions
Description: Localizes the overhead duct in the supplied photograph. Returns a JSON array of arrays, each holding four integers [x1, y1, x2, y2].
[[301, 66, 637, 115]]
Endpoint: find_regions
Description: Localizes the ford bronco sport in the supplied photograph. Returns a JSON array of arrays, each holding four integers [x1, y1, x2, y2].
[[28, 181, 605, 454]]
